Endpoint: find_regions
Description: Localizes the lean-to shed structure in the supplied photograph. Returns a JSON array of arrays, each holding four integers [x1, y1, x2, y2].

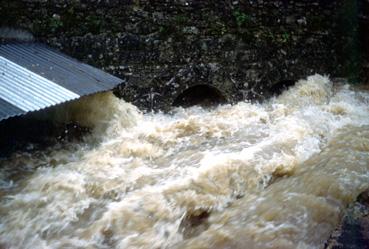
[[0, 42, 123, 121]]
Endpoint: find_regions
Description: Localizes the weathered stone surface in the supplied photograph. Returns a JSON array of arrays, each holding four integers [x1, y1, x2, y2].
[[0, 0, 364, 111], [359, 0, 369, 85]]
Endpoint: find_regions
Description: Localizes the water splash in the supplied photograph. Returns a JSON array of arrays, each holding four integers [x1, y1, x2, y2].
[[0, 75, 369, 249]]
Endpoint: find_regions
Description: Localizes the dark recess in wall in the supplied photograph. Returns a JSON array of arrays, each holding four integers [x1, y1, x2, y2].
[[269, 80, 296, 96], [172, 85, 227, 108]]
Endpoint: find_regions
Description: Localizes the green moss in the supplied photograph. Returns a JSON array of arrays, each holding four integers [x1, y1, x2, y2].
[[157, 14, 192, 41], [158, 25, 173, 38], [280, 32, 291, 43], [208, 21, 227, 35], [85, 15, 103, 34], [174, 15, 188, 25], [60, 6, 80, 32], [233, 9, 252, 27], [49, 17, 63, 32]]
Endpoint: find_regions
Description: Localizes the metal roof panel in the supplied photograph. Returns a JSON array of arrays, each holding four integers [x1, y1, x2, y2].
[[0, 42, 124, 121], [0, 99, 25, 120], [0, 56, 80, 112], [0, 43, 123, 95]]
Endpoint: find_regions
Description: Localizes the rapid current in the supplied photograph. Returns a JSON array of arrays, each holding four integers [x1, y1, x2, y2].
[[1, 74, 369, 249]]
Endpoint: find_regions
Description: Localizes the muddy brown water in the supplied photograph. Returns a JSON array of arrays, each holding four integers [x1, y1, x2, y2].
[[0, 74, 369, 249]]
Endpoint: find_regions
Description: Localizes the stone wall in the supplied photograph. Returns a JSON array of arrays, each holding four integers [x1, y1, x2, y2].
[[359, 0, 369, 84], [0, 0, 362, 111]]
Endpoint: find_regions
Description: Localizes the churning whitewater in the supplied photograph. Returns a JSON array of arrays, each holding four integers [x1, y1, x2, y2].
[[1, 75, 369, 249]]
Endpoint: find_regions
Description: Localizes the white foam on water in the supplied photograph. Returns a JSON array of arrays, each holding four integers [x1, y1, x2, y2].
[[0, 75, 369, 249]]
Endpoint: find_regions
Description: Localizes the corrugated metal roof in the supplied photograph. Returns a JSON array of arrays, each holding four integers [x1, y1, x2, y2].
[[0, 99, 25, 120], [0, 42, 124, 121]]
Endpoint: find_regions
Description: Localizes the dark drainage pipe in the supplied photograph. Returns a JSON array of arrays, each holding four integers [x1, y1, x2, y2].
[[172, 85, 227, 108], [269, 80, 296, 96]]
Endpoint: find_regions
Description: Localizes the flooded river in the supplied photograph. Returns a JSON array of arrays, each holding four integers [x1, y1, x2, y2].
[[1, 74, 369, 249]]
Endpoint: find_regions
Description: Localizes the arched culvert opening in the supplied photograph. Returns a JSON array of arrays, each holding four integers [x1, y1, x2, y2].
[[172, 85, 227, 108], [270, 80, 296, 96]]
